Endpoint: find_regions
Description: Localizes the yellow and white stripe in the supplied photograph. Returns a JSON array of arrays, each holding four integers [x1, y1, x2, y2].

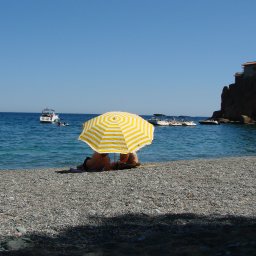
[[79, 111, 154, 153]]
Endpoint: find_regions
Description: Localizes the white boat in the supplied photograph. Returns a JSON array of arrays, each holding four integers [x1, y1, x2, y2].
[[148, 114, 169, 126], [182, 121, 197, 126], [155, 120, 170, 126], [169, 119, 182, 126], [40, 108, 60, 123], [148, 116, 159, 125], [199, 119, 219, 125]]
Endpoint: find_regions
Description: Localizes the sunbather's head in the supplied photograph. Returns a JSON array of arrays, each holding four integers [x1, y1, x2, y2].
[[120, 153, 129, 163]]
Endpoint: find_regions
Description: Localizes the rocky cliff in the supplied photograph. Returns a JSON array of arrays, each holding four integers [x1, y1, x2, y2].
[[212, 66, 256, 124]]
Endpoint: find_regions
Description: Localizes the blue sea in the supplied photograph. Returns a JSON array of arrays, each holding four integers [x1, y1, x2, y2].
[[1, 112, 256, 170]]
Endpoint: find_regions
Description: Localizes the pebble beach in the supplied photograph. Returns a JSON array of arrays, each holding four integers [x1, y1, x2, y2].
[[1, 156, 256, 255]]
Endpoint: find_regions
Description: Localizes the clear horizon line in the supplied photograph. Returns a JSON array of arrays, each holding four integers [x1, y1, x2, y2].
[[0, 111, 210, 117]]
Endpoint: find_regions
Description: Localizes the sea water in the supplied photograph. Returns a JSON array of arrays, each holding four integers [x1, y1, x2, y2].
[[1, 112, 256, 170]]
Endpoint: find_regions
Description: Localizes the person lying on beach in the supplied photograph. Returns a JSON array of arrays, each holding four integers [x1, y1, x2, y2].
[[112, 152, 141, 170], [76, 152, 111, 171]]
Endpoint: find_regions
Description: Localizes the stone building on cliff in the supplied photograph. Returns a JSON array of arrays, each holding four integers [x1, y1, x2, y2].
[[235, 61, 256, 82], [212, 61, 256, 123]]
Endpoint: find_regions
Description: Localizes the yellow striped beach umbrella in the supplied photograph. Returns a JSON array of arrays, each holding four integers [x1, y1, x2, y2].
[[79, 111, 154, 153]]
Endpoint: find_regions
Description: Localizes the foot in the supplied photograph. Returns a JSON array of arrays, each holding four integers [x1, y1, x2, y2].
[[77, 164, 84, 170]]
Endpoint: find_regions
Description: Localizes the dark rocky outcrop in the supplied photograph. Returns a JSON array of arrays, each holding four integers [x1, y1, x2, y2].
[[212, 63, 256, 124]]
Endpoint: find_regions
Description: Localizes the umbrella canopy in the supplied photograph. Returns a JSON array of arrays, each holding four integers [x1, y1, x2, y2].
[[79, 111, 154, 153]]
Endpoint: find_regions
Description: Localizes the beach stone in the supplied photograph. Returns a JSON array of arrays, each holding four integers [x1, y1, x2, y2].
[[0, 246, 6, 252], [85, 249, 104, 256], [5, 238, 31, 251], [239, 115, 254, 124], [16, 226, 26, 234]]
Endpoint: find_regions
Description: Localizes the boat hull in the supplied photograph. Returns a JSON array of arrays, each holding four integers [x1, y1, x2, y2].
[[199, 120, 219, 125], [40, 115, 59, 123], [182, 121, 197, 126]]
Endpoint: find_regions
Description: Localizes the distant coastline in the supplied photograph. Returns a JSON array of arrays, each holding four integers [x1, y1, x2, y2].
[[0, 111, 210, 118]]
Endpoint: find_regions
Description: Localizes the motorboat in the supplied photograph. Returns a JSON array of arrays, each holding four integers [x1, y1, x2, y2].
[[182, 121, 197, 126], [169, 119, 182, 126], [148, 117, 169, 126], [148, 114, 169, 126], [155, 120, 170, 126], [199, 119, 219, 125], [148, 116, 159, 125], [148, 114, 197, 127], [40, 108, 60, 123]]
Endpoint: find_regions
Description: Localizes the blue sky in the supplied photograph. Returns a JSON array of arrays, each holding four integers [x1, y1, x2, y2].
[[0, 0, 255, 116]]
